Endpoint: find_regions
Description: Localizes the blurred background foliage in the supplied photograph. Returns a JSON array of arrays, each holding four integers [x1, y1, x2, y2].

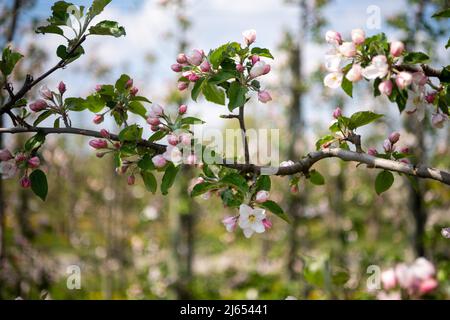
[[0, 0, 449, 299]]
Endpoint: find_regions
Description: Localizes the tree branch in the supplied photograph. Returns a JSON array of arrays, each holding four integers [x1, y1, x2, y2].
[[1, 126, 449, 186], [238, 106, 250, 164], [397, 64, 443, 80]]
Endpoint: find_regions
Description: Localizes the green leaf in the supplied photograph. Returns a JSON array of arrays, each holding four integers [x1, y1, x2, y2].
[[130, 95, 151, 103], [115, 74, 131, 90], [33, 110, 53, 126], [30, 169, 48, 201], [25, 132, 46, 151], [255, 175, 271, 192], [65, 97, 86, 111], [221, 172, 248, 193], [202, 82, 225, 105], [54, 118, 60, 128], [89, 20, 126, 37], [0, 47, 23, 76], [227, 81, 248, 111], [250, 47, 274, 59], [88, 0, 111, 17], [403, 52, 430, 64], [191, 77, 206, 101], [309, 169, 325, 185], [446, 37, 450, 50], [341, 74, 353, 97], [161, 163, 179, 195], [141, 171, 157, 193], [179, 117, 205, 125], [128, 101, 147, 118], [46, 1, 72, 26], [348, 111, 383, 130], [83, 95, 105, 112], [56, 44, 85, 62], [258, 200, 290, 223], [191, 181, 218, 197], [375, 170, 394, 195], [118, 124, 142, 142], [220, 189, 242, 208], [209, 43, 236, 68], [315, 134, 334, 150], [208, 72, 236, 84], [36, 25, 64, 36], [432, 8, 450, 18], [138, 154, 155, 171], [148, 130, 167, 142]]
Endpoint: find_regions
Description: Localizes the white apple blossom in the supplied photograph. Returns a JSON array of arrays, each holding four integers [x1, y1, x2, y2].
[[238, 204, 266, 238], [324, 72, 343, 89], [0, 160, 17, 179], [361, 55, 389, 80], [163, 145, 183, 166]]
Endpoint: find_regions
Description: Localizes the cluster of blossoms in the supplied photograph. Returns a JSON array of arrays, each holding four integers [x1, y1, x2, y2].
[[222, 191, 272, 238], [377, 257, 438, 299], [29, 82, 68, 125], [324, 29, 447, 128], [171, 29, 273, 103], [367, 131, 411, 164], [0, 148, 40, 188]]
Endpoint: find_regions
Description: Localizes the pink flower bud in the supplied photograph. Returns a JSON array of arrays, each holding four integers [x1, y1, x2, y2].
[[388, 132, 400, 144], [177, 81, 189, 91], [251, 55, 260, 65], [0, 149, 13, 161], [149, 104, 164, 118], [114, 142, 121, 149], [178, 104, 187, 114], [152, 155, 167, 168], [179, 133, 192, 146], [100, 129, 110, 138], [290, 185, 298, 193], [262, 218, 272, 230], [381, 268, 397, 290], [39, 85, 53, 100], [95, 84, 103, 92], [58, 81, 66, 94], [339, 42, 356, 57], [262, 64, 271, 75], [29, 99, 48, 112], [186, 49, 204, 66], [242, 29, 257, 46], [367, 147, 378, 156], [15, 153, 27, 163], [400, 147, 409, 154], [200, 60, 211, 72], [383, 139, 394, 153], [351, 28, 365, 45], [167, 134, 179, 146], [130, 87, 139, 96], [395, 72, 412, 89], [151, 125, 159, 132], [125, 79, 133, 89], [258, 90, 272, 103], [20, 176, 31, 189], [27, 156, 40, 168], [378, 80, 393, 96], [325, 30, 342, 45], [333, 107, 342, 119], [147, 117, 160, 126], [412, 72, 427, 86], [425, 92, 436, 104], [222, 216, 237, 232], [346, 64, 362, 82], [127, 175, 135, 186], [186, 154, 197, 165], [93, 114, 104, 124], [250, 61, 269, 78], [171, 63, 183, 72], [431, 113, 447, 129], [390, 41, 404, 57], [255, 190, 269, 203], [89, 139, 108, 149], [187, 73, 200, 82], [418, 278, 438, 295], [236, 63, 244, 73], [176, 53, 187, 64]]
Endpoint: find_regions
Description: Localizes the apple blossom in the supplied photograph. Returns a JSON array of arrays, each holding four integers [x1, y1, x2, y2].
[[147, 117, 160, 126], [148, 104, 164, 118], [333, 107, 342, 119], [130, 87, 138, 96], [411, 257, 435, 280], [179, 133, 192, 146], [177, 81, 188, 91], [390, 41, 404, 57], [222, 216, 238, 232], [200, 60, 211, 72], [388, 132, 400, 144], [20, 176, 31, 189], [167, 134, 179, 146], [431, 113, 446, 129], [186, 49, 203, 66], [351, 28, 365, 45], [178, 104, 187, 114], [262, 218, 272, 230], [176, 53, 187, 64], [238, 204, 266, 238], [339, 42, 356, 57], [58, 81, 66, 94], [255, 190, 269, 203], [171, 63, 183, 72], [0, 149, 13, 161], [163, 145, 183, 166], [395, 72, 413, 89], [361, 55, 388, 79], [381, 268, 397, 290], [425, 92, 436, 104], [325, 30, 342, 45], [250, 61, 270, 78], [258, 90, 272, 103], [251, 55, 260, 65], [93, 114, 104, 124], [400, 147, 409, 154], [15, 153, 27, 163], [152, 155, 167, 168], [95, 84, 103, 92], [378, 79, 393, 96], [29, 99, 48, 112], [236, 63, 244, 73], [323, 72, 343, 89], [127, 175, 135, 186], [39, 85, 53, 100], [0, 160, 17, 179], [125, 79, 133, 89], [418, 278, 438, 295], [186, 154, 197, 165], [242, 29, 256, 46], [89, 139, 108, 149], [345, 64, 363, 82], [383, 139, 394, 153], [412, 72, 427, 87], [187, 73, 200, 82], [367, 148, 378, 156], [150, 125, 159, 132], [100, 129, 110, 138], [324, 49, 343, 72], [441, 227, 450, 238], [28, 156, 40, 168]]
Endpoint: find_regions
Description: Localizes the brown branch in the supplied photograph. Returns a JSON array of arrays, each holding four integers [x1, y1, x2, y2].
[[397, 64, 443, 80], [238, 106, 250, 164], [1, 126, 450, 186]]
